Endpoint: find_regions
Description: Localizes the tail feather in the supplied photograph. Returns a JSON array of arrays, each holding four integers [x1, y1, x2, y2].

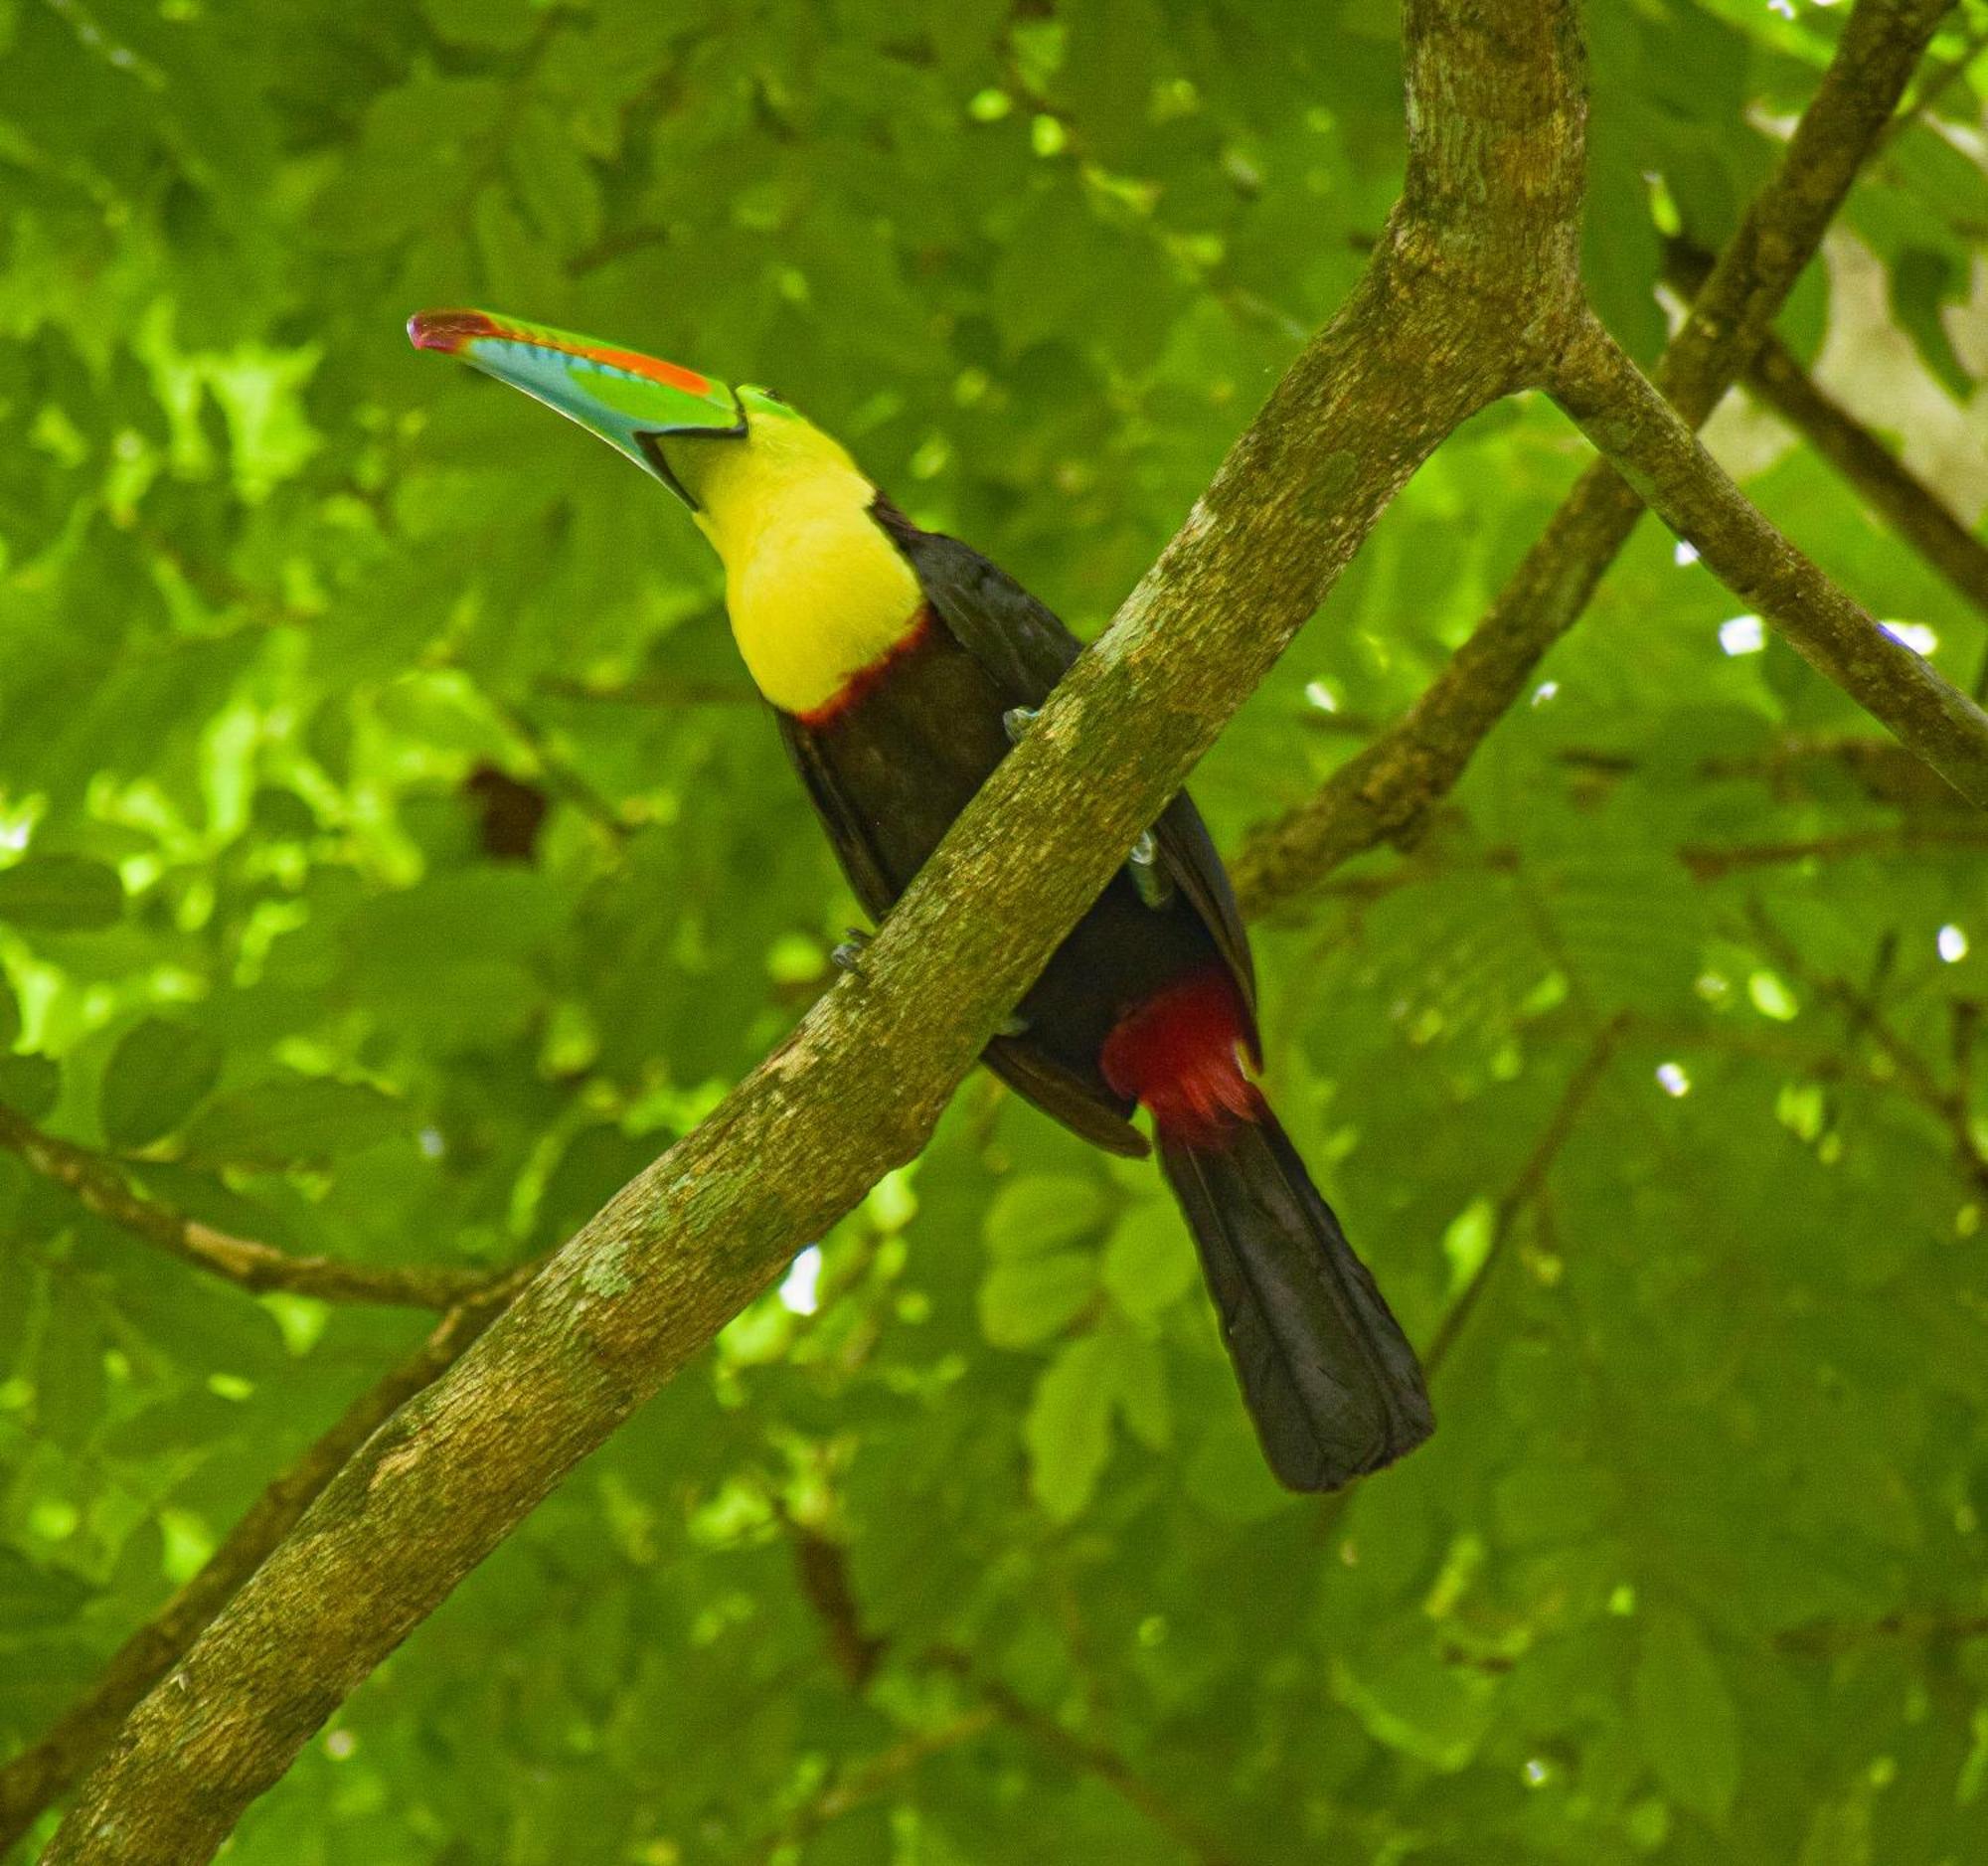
[[1103, 964, 1432, 1490], [1160, 1108, 1433, 1491]]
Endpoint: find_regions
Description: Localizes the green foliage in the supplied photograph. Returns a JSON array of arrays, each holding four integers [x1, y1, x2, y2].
[[2, 1, 1987, 1862]]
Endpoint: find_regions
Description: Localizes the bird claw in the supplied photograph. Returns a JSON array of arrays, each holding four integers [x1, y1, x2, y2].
[[996, 1013, 1028, 1039], [1129, 830, 1173, 909], [831, 929, 872, 975], [1002, 706, 1038, 744]]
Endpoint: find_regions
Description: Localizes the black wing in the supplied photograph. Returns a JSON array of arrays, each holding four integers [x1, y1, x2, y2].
[[873, 499, 1259, 1053], [777, 706, 1152, 1159]]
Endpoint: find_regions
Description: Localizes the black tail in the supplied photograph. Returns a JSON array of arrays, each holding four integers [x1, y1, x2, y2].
[[1160, 1106, 1433, 1491]]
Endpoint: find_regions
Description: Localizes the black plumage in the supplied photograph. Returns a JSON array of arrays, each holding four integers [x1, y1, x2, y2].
[[775, 498, 1433, 1491]]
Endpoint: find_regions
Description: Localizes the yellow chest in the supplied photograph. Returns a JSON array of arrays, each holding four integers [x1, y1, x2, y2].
[[697, 469, 922, 716]]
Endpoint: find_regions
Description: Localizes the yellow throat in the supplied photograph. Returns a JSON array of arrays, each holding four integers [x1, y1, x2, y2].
[[687, 419, 922, 716]]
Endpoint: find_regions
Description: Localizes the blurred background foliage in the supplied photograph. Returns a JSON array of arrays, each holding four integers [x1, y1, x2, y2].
[[2, 0, 1988, 1860]]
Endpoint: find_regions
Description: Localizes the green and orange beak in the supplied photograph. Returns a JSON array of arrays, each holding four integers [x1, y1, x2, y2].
[[408, 309, 744, 506]]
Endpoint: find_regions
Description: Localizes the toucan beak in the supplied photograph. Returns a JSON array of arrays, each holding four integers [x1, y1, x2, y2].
[[407, 309, 744, 502]]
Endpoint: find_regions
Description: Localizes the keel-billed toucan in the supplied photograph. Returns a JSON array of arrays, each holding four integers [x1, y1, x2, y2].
[[410, 309, 1433, 1490]]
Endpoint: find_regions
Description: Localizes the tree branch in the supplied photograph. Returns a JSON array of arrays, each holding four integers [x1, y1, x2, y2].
[[1550, 308, 1988, 805], [0, 1272, 531, 1855], [1777, 1610, 1988, 1654], [1732, 322, 1988, 634], [1231, 0, 1959, 915], [1679, 822, 1988, 878], [749, 1707, 1000, 1863], [1666, 235, 1988, 652], [40, 7, 1596, 1858], [0, 1106, 495, 1310], [774, 1521, 1242, 1864]]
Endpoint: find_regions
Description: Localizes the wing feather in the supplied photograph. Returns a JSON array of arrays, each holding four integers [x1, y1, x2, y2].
[[872, 499, 1258, 1050]]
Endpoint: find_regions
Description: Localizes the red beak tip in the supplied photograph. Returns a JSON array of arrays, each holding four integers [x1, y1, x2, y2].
[[409, 309, 500, 355]]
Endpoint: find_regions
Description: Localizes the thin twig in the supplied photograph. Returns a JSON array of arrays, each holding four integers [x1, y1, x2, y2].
[[0, 1105, 495, 1310], [1666, 236, 1988, 636], [1747, 907, 1988, 1196], [1748, 334, 1988, 620], [922, 1647, 1244, 1866], [771, 1516, 1245, 1864], [749, 1707, 1000, 1861], [1422, 1020, 1625, 1377], [1777, 1610, 1988, 1653], [1680, 823, 1988, 878]]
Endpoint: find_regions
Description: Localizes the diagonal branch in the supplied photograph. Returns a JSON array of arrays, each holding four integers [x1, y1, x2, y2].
[[0, 1106, 495, 1310], [40, 7, 1593, 1859], [775, 1519, 1241, 1864], [1231, 0, 1959, 916], [0, 1271, 532, 1856], [1744, 332, 1988, 636], [1549, 308, 1988, 804], [926, 1647, 1244, 1866], [1663, 237, 1988, 648]]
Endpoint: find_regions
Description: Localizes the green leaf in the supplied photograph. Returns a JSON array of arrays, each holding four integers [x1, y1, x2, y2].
[[34, 1296, 107, 1450], [1890, 247, 1973, 400], [1100, 1199, 1197, 1318], [0, 1053, 61, 1120], [978, 1250, 1094, 1349], [1330, 1632, 1499, 1771], [1634, 1607, 1740, 1824], [1111, 1328, 1171, 1451], [1025, 1332, 1117, 1520], [0, 855, 123, 931], [180, 1075, 410, 1169], [0, 1546, 95, 1634], [982, 1173, 1107, 1259], [98, 1018, 224, 1149], [421, 0, 541, 48], [0, 1237, 39, 1379]]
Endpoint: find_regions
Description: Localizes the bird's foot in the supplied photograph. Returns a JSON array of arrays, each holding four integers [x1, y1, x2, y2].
[[1129, 830, 1173, 909], [830, 928, 872, 976], [996, 1013, 1028, 1039], [1002, 706, 1038, 744]]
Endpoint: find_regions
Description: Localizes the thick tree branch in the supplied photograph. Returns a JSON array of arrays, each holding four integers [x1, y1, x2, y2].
[[0, 1274, 530, 1855], [42, 8, 1593, 1859], [1232, 0, 1958, 915], [1746, 333, 1988, 626], [1550, 309, 1988, 804], [1664, 239, 1988, 640], [0, 1106, 494, 1310]]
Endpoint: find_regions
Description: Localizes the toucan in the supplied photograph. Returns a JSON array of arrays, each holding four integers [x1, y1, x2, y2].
[[410, 309, 1433, 1490]]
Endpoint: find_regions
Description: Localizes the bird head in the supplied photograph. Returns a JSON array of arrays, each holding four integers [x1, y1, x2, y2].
[[407, 309, 864, 536], [409, 308, 921, 715]]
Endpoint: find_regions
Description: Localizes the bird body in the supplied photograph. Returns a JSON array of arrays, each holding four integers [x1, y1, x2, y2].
[[412, 308, 1434, 1489]]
